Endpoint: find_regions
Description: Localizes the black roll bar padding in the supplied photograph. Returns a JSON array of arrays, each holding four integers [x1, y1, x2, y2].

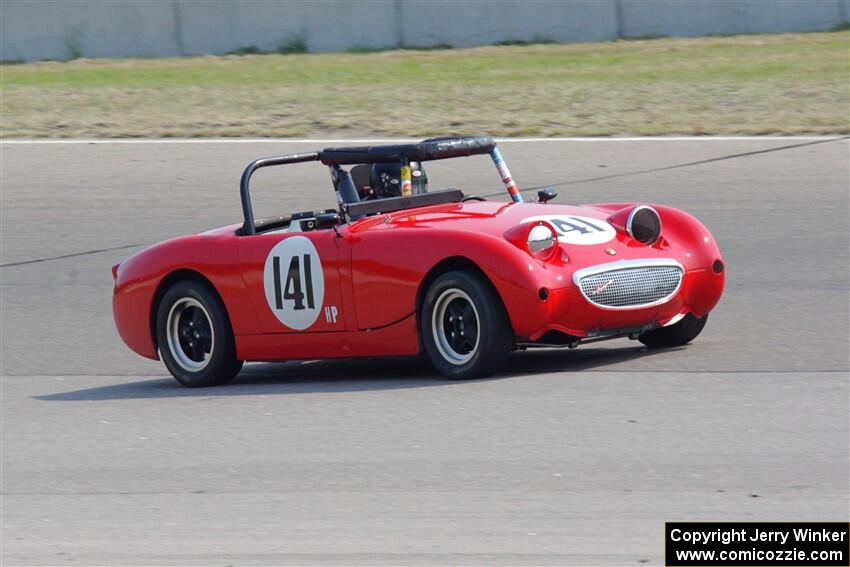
[[240, 152, 320, 235], [318, 136, 496, 166]]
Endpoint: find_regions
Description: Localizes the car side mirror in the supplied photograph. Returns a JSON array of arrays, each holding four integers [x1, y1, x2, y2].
[[537, 188, 558, 204], [315, 212, 342, 230]]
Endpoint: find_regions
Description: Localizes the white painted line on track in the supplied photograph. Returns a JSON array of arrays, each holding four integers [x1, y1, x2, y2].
[[501, 136, 845, 142], [0, 136, 845, 145]]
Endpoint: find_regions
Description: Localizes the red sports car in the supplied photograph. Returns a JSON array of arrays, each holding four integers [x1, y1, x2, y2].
[[112, 136, 724, 387]]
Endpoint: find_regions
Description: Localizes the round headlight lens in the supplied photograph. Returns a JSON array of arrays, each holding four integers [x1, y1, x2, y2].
[[528, 223, 556, 254], [627, 206, 661, 245]]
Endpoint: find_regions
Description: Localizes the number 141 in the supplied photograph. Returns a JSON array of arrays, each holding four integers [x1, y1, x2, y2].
[[272, 254, 315, 311]]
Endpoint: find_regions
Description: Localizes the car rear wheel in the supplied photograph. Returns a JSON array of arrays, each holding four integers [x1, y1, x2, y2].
[[638, 313, 708, 349], [421, 270, 512, 380], [156, 280, 243, 387]]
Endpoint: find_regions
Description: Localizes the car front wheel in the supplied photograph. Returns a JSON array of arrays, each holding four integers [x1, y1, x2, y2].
[[638, 313, 708, 349], [421, 270, 513, 380], [156, 280, 243, 387]]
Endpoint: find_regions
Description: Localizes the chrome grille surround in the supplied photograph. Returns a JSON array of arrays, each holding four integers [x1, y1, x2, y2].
[[573, 259, 684, 310]]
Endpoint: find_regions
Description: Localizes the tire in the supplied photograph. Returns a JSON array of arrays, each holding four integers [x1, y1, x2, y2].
[[155, 280, 243, 387], [420, 270, 513, 380], [638, 313, 708, 349]]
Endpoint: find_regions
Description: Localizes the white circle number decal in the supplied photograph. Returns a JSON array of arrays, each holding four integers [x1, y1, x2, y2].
[[521, 215, 616, 245], [263, 236, 324, 330]]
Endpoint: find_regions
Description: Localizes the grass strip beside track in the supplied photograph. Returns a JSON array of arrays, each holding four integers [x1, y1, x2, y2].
[[1, 32, 847, 138]]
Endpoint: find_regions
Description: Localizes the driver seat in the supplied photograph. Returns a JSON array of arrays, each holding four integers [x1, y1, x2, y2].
[[350, 164, 372, 196]]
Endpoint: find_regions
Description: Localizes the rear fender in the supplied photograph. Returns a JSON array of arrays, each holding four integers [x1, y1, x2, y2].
[[112, 234, 260, 359]]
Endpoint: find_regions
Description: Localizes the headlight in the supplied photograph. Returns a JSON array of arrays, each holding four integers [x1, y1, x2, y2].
[[528, 223, 556, 253], [627, 206, 662, 245], [503, 221, 562, 262]]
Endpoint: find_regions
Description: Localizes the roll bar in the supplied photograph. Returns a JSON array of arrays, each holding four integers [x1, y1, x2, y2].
[[240, 152, 319, 235], [318, 135, 496, 166], [239, 136, 522, 234]]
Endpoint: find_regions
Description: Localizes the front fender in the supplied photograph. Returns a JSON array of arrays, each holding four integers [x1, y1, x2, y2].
[[346, 227, 555, 337], [654, 205, 725, 316]]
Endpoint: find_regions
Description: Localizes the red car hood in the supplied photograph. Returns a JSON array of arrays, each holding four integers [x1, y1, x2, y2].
[[347, 200, 718, 271]]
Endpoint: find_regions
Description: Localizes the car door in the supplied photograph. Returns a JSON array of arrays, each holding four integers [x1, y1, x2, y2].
[[237, 229, 345, 334]]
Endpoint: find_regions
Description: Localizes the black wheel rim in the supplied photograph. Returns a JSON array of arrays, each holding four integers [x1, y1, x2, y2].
[[431, 289, 480, 365], [166, 298, 215, 371]]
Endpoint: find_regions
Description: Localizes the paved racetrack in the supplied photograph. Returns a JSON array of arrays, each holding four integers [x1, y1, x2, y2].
[[1, 138, 848, 565]]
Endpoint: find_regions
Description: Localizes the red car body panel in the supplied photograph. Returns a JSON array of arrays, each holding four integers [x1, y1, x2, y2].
[[113, 199, 724, 362], [236, 229, 346, 334]]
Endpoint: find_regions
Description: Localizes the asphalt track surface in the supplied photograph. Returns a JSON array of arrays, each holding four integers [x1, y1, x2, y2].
[[1, 138, 848, 566]]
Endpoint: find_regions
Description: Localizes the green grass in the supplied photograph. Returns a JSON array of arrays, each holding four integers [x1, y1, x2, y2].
[[1, 32, 847, 138]]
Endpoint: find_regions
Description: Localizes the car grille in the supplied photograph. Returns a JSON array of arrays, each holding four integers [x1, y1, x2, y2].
[[577, 264, 683, 309]]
